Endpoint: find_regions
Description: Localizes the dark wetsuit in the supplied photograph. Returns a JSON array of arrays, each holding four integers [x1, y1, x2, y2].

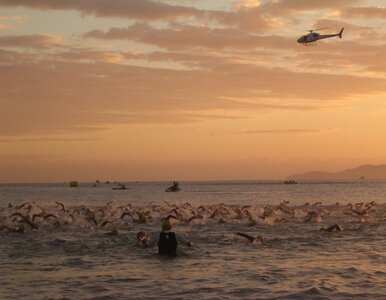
[[158, 232, 177, 255]]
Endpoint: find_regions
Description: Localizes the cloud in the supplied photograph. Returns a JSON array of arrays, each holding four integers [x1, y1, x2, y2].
[[234, 128, 337, 135], [0, 24, 8, 30], [0, 34, 64, 49], [233, 0, 261, 10], [0, 153, 66, 163], [339, 6, 386, 19], [270, 0, 360, 10], [0, 15, 25, 30], [0, 15, 24, 21], [0, 0, 363, 33], [292, 41, 386, 73], [0, 0, 202, 21], [217, 0, 361, 29], [0, 47, 384, 137], [84, 23, 297, 51], [48, 48, 144, 64], [0, 137, 105, 143], [0, 1, 384, 138], [220, 0, 365, 33]]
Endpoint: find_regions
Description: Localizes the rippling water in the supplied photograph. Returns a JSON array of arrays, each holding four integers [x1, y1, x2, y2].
[[1, 181, 386, 299]]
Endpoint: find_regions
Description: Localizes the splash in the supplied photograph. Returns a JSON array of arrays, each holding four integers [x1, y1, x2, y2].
[[1, 200, 385, 232]]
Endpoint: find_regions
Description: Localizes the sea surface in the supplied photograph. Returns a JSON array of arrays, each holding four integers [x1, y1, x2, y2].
[[0, 180, 386, 299]]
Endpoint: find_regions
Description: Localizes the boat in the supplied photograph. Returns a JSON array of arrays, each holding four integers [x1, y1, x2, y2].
[[284, 180, 297, 184], [112, 186, 128, 190], [69, 181, 79, 187], [165, 181, 181, 192], [112, 183, 127, 190]]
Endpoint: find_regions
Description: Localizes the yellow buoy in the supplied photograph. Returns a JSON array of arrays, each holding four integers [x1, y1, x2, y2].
[[69, 181, 79, 187]]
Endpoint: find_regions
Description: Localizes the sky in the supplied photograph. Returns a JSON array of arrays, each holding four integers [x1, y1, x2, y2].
[[0, 0, 385, 183]]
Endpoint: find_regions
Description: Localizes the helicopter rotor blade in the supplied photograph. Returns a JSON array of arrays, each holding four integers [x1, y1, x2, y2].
[[314, 27, 329, 31], [306, 27, 329, 32]]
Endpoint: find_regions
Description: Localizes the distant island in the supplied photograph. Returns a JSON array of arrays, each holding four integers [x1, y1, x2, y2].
[[289, 164, 386, 180]]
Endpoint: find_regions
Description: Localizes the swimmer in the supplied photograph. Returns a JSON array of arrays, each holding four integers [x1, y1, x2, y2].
[[234, 232, 264, 244], [144, 219, 193, 255], [120, 211, 132, 220], [1, 223, 25, 233], [11, 213, 39, 229], [105, 226, 118, 236], [320, 224, 342, 232], [304, 211, 319, 223], [133, 212, 147, 224], [99, 220, 109, 227], [136, 231, 149, 247], [55, 201, 66, 212], [165, 214, 179, 221], [187, 215, 203, 223]]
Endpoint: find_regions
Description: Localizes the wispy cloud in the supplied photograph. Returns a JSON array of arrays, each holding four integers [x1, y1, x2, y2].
[[0, 0, 203, 21], [84, 23, 297, 51], [0, 137, 105, 143], [233, 128, 338, 135], [0, 34, 64, 48], [0, 15, 25, 30], [0, 48, 384, 136], [0, 0, 363, 32], [339, 6, 386, 19]]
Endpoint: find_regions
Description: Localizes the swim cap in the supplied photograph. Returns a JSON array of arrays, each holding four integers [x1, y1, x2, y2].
[[16, 224, 25, 233], [111, 226, 118, 235], [162, 219, 172, 230], [137, 231, 146, 239]]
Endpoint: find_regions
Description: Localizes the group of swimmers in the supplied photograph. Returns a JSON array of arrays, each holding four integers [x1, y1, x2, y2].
[[1, 208, 346, 256], [1, 200, 376, 232], [2, 200, 368, 256]]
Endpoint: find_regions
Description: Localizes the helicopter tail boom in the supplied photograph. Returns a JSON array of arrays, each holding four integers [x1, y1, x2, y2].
[[338, 27, 344, 39]]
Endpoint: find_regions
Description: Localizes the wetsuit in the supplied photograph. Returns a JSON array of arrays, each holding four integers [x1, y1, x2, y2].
[[146, 230, 189, 255], [158, 231, 177, 255]]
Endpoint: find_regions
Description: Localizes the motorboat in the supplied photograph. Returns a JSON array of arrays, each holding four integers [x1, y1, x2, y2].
[[112, 183, 128, 190], [284, 180, 298, 184], [165, 181, 181, 192], [112, 186, 128, 190]]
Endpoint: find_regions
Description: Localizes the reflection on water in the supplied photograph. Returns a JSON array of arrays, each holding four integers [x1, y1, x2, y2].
[[0, 181, 386, 299]]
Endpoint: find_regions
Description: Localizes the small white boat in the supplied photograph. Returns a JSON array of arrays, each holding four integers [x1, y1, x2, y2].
[[112, 183, 128, 190]]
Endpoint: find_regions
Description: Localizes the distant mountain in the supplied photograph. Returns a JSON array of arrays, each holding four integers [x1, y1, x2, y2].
[[289, 164, 386, 180]]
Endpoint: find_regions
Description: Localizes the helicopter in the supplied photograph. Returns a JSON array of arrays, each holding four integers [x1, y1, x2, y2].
[[297, 27, 344, 45]]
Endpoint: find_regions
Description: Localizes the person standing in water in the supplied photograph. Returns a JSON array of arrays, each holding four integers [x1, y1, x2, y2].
[[145, 219, 193, 255]]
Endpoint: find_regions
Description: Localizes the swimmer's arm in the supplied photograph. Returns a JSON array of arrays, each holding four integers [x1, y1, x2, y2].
[[136, 236, 148, 248], [176, 233, 193, 247], [145, 233, 159, 247]]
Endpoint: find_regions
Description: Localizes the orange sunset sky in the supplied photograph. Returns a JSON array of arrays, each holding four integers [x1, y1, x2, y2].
[[0, 0, 385, 183]]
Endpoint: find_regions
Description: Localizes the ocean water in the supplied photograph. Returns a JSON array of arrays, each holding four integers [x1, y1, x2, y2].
[[0, 180, 386, 299]]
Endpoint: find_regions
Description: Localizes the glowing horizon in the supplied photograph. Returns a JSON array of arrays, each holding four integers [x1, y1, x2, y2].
[[0, 0, 385, 183]]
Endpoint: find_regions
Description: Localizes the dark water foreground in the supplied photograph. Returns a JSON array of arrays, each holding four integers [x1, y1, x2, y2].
[[1, 199, 385, 299]]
